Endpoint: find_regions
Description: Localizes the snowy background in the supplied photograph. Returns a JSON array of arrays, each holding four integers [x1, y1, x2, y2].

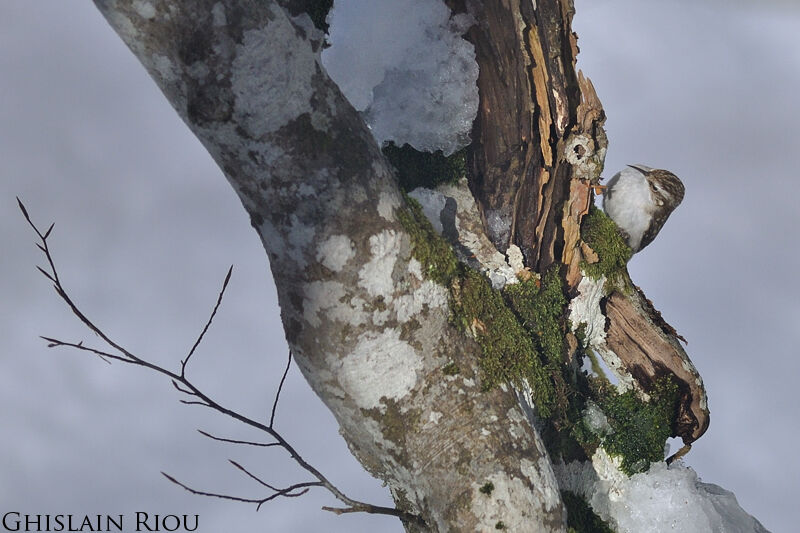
[[1, 0, 798, 531]]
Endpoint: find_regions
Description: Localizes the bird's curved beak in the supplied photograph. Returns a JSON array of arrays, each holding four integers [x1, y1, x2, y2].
[[628, 164, 654, 174]]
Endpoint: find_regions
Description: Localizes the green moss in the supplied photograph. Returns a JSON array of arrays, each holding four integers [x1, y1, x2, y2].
[[383, 142, 467, 192], [397, 196, 461, 286], [479, 482, 495, 495], [452, 268, 556, 416], [495, 521, 507, 530], [504, 269, 567, 367], [398, 195, 679, 477], [580, 206, 632, 281], [442, 362, 461, 376], [595, 377, 680, 475], [562, 490, 615, 533]]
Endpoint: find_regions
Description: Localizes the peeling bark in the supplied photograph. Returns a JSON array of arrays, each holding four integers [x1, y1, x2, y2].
[[458, 0, 708, 447]]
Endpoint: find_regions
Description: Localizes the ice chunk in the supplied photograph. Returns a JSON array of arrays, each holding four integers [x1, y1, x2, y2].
[[322, 0, 479, 155]]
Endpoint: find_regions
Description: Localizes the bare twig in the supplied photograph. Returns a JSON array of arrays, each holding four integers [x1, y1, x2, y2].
[[229, 459, 321, 493], [182, 266, 233, 377], [40, 337, 113, 364], [162, 471, 317, 511], [269, 351, 292, 428], [197, 429, 280, 448], [19, 199, 425, 528]]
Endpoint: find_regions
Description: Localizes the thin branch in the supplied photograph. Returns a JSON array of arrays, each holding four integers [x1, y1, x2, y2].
[[40, 337, 114, 365], [20, 199, 426, 528], [179, 400, 212, 408], [229, 459, 315, 492], [322, 504, 426, 527], [171, 379, 196, 396], [162, 472, 316, 511], [269, 350, 292, 428], [197, 429, 280, 448], [182, 266, 233, 376]]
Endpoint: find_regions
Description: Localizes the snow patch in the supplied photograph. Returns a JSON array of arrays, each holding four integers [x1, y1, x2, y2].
[[408, 187, 446, 234], [317, 234, 355, 272], [323, 0, 479, 154], [410, 182, 518, 288], [339, 329, 422, 410], [554, 451, 768, 533]]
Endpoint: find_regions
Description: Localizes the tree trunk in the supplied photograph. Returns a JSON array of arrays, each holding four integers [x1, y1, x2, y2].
[[91, 0, 708, 530]]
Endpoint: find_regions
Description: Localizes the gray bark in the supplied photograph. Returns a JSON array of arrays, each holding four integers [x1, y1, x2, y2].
[[91, 0, 566, 530]]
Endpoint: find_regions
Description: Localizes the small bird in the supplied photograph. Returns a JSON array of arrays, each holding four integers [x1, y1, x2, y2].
[[602, 164, 685, 253]]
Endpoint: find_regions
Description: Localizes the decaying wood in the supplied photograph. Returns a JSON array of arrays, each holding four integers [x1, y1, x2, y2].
[[460, 0, 709, 447], [605, 291, 709, 442]]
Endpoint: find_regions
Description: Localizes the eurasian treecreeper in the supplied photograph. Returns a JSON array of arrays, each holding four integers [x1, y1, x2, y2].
[[602, 164, 685, 253]]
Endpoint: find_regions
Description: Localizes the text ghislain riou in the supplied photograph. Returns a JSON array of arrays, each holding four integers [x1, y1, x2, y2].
[[1, 512, 198, 532]]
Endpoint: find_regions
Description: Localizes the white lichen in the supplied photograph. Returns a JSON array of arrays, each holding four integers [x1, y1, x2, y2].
[[231, 14, 317, 137], [302, 280, 371, 328], [151, 54, 178, 83], [377, 191, 400, 221], [338, 329, 422, 410], [286, 214, 316, 268], [570, 274, 636, 391], [569, 274, 607, 345], [211, 2, 227, 26], [506, 244, 526, 274], [316, 234, 355, 272], [132, 0, 156, 20], [471, 469, 557, 531], [392, 280, 448, 323], [358, 230, 404, 301], [521, 457, 561, 512], [323, 0, 479, 154]]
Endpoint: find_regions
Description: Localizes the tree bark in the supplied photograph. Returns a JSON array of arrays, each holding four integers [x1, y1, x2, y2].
[[91, 0, 708, 530]]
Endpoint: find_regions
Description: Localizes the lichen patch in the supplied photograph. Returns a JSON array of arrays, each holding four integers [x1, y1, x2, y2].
[[377, 191, 401, 221], [358, 229, 404, 301], [231, 16, 316, 137], [317, 234, 355, 272], [339, 329, 422, 410]]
